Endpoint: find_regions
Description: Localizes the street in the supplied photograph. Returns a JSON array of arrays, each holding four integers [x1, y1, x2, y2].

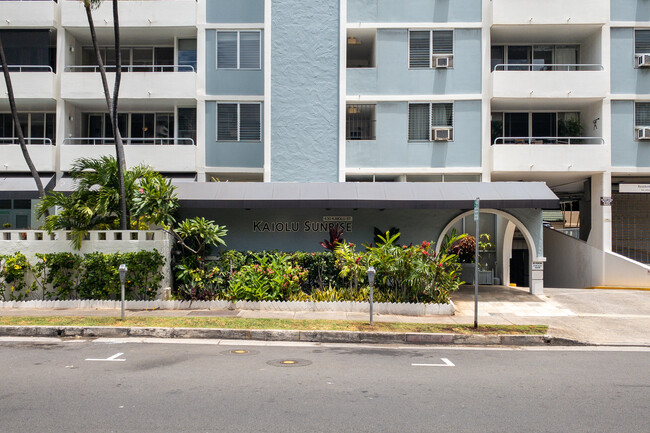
[[0, 338, 648, 432]]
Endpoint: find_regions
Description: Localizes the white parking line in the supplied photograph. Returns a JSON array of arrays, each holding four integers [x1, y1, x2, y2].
[[412, 358, 455, 367], [85, 352, 126, 362]]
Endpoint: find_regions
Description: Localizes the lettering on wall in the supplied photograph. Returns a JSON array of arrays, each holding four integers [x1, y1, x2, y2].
[[253, 217, 353, 233]]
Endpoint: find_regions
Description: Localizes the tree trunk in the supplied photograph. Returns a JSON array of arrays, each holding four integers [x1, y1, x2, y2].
[[84, 1, 128, 229], [0, 35, 47, 201], [111, 0, 128, 229]]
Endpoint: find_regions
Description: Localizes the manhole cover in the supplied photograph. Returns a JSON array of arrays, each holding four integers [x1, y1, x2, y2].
[[221, 349, 259, 356], [266, 359, 312, 368]]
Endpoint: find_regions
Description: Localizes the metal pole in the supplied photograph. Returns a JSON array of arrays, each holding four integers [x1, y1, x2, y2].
[[474, 198, 479, 329], [121, 282, 125, 320], [369, 282, 374, 325]]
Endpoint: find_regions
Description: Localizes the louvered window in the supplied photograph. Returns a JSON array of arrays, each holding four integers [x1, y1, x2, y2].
[[635, 30, 650, 54], [408, 103, 453, 141], [217, 31, 261, 69], [217, 103, 261, 142], [409, 30, 453, 68], [636, 102, 650, 127]]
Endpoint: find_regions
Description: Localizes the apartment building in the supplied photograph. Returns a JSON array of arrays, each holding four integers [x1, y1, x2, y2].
[[1, 1, 649, 289]]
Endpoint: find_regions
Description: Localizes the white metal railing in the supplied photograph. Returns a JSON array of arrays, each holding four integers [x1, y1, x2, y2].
[[493, 136, 604, 145], [63, 137, 195, 146], [2, 65, 53, 72], [0, 137, 53, 145], [64, 64, 195, 73], [493, 64, 604, 72]]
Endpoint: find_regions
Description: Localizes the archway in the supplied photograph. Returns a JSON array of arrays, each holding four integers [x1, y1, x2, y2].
[[435, 209, 540, 294]]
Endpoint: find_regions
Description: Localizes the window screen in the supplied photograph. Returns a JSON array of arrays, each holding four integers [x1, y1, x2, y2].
[[409, 31, 430, 68], [636, 102, 650, 127], [635, 30, 650, 54], [217, 103, 261, 141], [239, 104, 261, 141], [217, 32, 238, 69], [240, 32, 261, 69], [408, 103, 430, 140], [217, 104, 238, 141]]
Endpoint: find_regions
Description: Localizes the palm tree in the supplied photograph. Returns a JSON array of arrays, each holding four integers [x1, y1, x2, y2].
[[82, 0, 128, 230], [0, 35, 47, 203]]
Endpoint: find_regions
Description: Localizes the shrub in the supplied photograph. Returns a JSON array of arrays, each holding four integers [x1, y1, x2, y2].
[[31, 253, 83, 300], [0, 253, 31, 301]]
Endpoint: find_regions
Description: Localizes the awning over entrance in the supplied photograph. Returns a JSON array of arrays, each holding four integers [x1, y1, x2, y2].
[[175, 182, 559, 209], [0, 175, 55, 199]]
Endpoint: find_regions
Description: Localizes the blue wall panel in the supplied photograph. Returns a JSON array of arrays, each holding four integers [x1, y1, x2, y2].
[[610, 0, 650, 22], [207, 0, 264, 23], [271, 0, 340, 182], [611, 100, 650, 167], [205, 30, 264, 96], [611, 28, 650, 95], [205, 102, 264, 168], [348, 0, 481, 23], [346, 100, 482, 168], [347, 29, 482, 95]]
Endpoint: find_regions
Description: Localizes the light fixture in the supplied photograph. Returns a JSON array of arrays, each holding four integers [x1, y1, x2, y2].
[[347, 106, 360, 114], [347, 37, 362, 45], [69, 46, 75, 53]]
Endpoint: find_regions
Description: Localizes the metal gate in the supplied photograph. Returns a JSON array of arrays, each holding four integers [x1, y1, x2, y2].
[[612, 192, 650, 264]]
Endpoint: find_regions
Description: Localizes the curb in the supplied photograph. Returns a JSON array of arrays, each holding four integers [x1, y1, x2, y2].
[[0, 325, 584, 346]]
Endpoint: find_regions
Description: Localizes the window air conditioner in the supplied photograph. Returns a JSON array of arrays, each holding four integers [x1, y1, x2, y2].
[[635, 54, 650, 68], [636, 127, 650, 140], [434, 56, 451, 68], [432, 127, 453, 141]]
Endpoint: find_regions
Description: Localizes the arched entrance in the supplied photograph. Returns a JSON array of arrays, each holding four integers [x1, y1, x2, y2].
[[435, 209, 541, 294]]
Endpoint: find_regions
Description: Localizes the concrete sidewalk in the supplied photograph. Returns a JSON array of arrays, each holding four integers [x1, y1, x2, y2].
[[0, 285, 648, 346]]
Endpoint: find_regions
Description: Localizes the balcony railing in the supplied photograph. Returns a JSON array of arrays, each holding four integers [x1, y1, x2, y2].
[[3, 65, 53, 72], [493, 64, 603, 72], [64, 64, 195, 73], [63, 137, 195, 146], [493, 136, 604, 145], [0, 137, 54, 145]]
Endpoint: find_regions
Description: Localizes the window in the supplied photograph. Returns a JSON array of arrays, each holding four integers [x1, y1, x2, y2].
[[494, 111, 582, 144], [491, 45, 579, 71], [0, 113, 55, 144], [636, 102, 650, 127], [409, 30, 453, 68], [178, 39, 197, 70], [217, 31, 261, 69], [217, 103, 261, 142], [635, 30, 650, 55], [346, 104, 376, 140], [82, 112, 175, 144], [408, 103, 453, 141]]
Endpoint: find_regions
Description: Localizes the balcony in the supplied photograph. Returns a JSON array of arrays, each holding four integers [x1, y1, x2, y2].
[[0, 139, 56, 172], [0, 1, 56, 28], [491, 65, 607, 100], [0, 67, 56, 100], [61, 0, 197, 28], [491, 137, 608, 173], [491, 0, 607, 25], [61, 66, 196, 100], [60, 138, 196, 173]]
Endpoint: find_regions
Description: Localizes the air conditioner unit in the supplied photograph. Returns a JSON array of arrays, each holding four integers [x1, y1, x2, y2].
[[434, 56, 451, 68], [636, 127, 650, 140], [635, 54, 650, 68], [432, 127, 453, 141]]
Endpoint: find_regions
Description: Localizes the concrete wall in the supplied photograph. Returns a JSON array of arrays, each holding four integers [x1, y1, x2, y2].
[[611, 28, 650, 95], [270, 0, 340, 182], [610, 0, 650, 22], [544, 227, 650, 288], [205, 102, 264, 168], [611, 100, 650, 167], [0, 230, 174, 293], [207, 0, 264, 23], [346, 100, 482, 168], [205, 30, 264, 96], [347, 29, 482, 95], [348, 0, 482, 23]]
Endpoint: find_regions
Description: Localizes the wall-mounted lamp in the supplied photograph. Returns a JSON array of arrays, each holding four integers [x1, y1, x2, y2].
[[68, 115, 74, 122], [69, 46, 75, 53]]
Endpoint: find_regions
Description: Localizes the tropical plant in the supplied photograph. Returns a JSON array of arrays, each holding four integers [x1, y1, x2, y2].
[[0, 35, 47, 205], [83, 0, 128, 229], [0, 253, 31, 301], [319, 224, 344, 250]]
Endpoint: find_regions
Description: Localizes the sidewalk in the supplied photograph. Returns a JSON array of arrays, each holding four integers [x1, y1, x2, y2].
[[1, 285, 648, 346]]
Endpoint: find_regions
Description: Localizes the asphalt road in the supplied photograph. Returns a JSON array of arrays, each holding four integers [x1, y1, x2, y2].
[[0, 338, 648, 433]]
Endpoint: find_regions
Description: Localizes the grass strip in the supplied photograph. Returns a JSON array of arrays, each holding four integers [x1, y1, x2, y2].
[[0, 316, 547, 335]]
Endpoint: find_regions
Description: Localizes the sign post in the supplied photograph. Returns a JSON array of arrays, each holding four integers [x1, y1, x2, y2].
[[118, 264, 128, 320], [473, 198, 479, 329]]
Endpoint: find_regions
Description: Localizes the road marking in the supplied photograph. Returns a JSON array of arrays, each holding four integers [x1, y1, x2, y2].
[[412, 358, 455, 367], [85, 352, 126, 362]]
